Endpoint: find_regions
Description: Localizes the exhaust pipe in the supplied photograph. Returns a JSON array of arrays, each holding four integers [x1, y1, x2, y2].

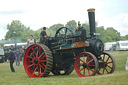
[[87, 8, 96, 38]]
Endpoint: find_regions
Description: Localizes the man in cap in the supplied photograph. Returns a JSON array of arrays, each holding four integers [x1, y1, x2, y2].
[[8, 48, 15, 72]]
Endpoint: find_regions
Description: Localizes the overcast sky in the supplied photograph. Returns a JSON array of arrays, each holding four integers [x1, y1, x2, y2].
[[0, 0, 128, 40]]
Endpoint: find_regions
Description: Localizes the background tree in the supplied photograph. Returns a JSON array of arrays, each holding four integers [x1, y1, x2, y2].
[[5, 20, 34, 42], [65, 20, 77, 31], [48, 23, 64, 37]]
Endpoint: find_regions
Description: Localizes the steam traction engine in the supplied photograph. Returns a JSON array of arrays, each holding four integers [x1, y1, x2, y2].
[[23, 8, 116, 78]]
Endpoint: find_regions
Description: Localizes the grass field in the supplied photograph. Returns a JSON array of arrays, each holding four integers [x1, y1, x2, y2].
[[0, 51, 128, 85]]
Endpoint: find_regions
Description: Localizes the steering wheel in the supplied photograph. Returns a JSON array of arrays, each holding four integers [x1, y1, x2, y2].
[[55, 27, 73, 38]]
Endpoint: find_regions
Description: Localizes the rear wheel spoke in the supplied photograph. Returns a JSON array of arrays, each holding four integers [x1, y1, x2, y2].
[[80, 68, 84, 72], [33, 66, 38, 74], [27, 56, 33, 59], [40, 67, 42, 74], [77, 64, 83, 67], [83, 68, 85, 75], [39, 60, 46, 63], [36, 50, 39, 58], [38, 52, 45, 59], [39, 64, 45, 70], [27, 64, 34, 69], [80, 59, 85, 63], [32, 48, 36, 56]]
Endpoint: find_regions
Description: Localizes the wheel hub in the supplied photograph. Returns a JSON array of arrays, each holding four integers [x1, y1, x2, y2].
[[83, 63, 87, 68], [34, 58, 38, 64]]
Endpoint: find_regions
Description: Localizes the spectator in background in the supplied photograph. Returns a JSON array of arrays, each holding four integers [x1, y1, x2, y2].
[[15, 48, 21, 66], [26, 35, 36, 48], [8, 48, 15, 72], [21, 49, 25, 63]]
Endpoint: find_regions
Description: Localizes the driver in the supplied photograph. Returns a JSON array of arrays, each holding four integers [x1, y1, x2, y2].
[[40, 27, 47, 44]]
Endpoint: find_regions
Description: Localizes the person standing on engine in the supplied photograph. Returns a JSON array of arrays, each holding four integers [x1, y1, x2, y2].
[[8, 48, 15, 72], [40, 27, 47, 44], [15, 48, 21, 66], [26, 35, 36, 48]]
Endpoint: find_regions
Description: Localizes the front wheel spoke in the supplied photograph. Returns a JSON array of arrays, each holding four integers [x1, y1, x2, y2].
[[87, 56, 89, 62], [89, 64, 95, 66], [103, 68, 105, 74], [83, 56, 85, 62], [88, 67, 94, 72], [88, 59, 93, 64], [106, 62, 112, 64], [88, 69, 90, 75], [106, 57, 110, 62], [107, 65, 112, 69], [102, 54, 105, 61], [105, 68, 109, 73]]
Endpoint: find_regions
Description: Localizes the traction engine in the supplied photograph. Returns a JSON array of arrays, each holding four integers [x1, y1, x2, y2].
[[23, 8, 116, 78]]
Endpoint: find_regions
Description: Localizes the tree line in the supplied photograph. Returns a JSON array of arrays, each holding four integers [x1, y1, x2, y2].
[[4, 20, 128, 43]]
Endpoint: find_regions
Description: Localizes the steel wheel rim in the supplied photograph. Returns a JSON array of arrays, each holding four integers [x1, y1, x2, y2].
[[24, 44, 47, 78], [97, 52, 116, 75], [74, 52, 98, 77]]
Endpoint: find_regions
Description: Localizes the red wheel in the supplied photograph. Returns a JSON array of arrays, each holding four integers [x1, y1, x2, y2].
[[23, 44, 53, 78], [97, 52, 116, 75], [74, 52, 98, 77]]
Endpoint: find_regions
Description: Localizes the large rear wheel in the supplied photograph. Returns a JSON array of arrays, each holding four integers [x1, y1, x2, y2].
[[74, 52, 99, 77], [24, 44, 53, 78]]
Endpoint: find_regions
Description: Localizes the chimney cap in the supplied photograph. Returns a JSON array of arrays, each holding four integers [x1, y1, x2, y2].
[[87, 8, 95, 12]]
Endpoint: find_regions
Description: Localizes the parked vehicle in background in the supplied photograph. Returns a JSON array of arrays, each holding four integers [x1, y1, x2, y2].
[[104, 42, 116, 51], [116, 41, 128, 51], [0, 48, 5, 63]]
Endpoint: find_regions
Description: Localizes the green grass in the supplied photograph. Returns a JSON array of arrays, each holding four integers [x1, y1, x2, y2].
[[0, 51, 128, 85]]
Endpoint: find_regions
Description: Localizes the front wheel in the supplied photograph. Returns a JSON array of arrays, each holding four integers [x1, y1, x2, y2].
[[74, 52, 99, 77], [97, 52, 116, 75]]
